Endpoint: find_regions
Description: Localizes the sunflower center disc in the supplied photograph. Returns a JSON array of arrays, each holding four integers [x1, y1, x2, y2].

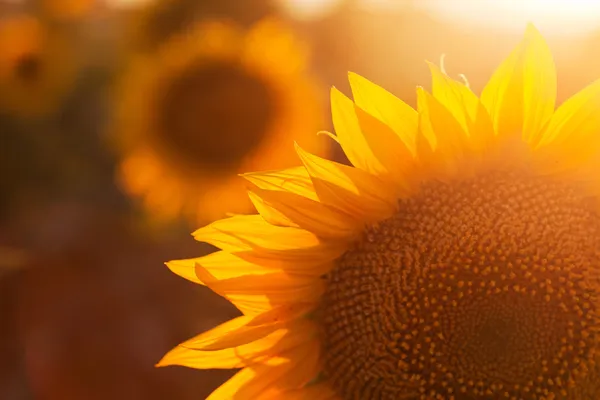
[[320, 171, 600, 400], [156, 62, 275, 172]]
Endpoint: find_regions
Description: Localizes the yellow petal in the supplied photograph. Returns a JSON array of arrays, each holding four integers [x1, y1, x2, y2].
[[330, 86, 386, 174], [536, 78, 600, 147], [203, 270, 322, 296], [428, 62, 494, 152], [241, 166, 318, 202], [248, 190, 293, 228], [193, 214, 321, 253], [233, 250, 338, 278], [183, 303, 314, 351], [329, 87, 416, 194], [255, 339, 322, 399], [353, 104, 416, 192], [418, 87, 469, 154], [348, 72, 417, 155], [206, 367, 259, 400], [158, 319, 317, 370], [480, 24, 556, 143], [167, 250, 337, 290], [192, 215, 345, 276], [295, 143, 397, 222], [248, 187, 360, 240], [534, 78, 600, 173], [166, 252, 271, 284], [416, 87, 470, 178], [200, 271, 323, 315], [180, 316, 254, 348], [207, 339, 321, 400]]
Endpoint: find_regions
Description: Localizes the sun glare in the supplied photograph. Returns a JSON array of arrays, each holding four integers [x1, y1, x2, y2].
[[419, 0, 600, 36], [103, 0, 150, 10], [275, 0, 344, 21]]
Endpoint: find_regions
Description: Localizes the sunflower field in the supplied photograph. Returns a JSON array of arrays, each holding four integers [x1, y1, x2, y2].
[[2, 0, 600, 399]]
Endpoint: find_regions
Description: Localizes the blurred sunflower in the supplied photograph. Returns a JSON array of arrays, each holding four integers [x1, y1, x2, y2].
[[123, 0, 200, 54], [122, 0, 275, 55], [158, 25, 600, 399], [115, 18, 326, 223], [0, 15, 78, 117], [38, 0, 95, 21]]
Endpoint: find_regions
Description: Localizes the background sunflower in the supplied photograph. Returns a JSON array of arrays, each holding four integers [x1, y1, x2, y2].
[[34, 0, 96, 22], [2, 0, 600, 399], [0, 13, 80, 118], [113, 17, 328, 224], [120, 0, 275, 57]]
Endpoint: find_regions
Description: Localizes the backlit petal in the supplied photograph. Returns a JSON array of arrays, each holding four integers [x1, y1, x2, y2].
[[353, 104, 416, 192], [248, 187, 360, 240], [182, 303, 314, 351], [207, 339, 321, 400], [233, 251, 338, 277], [480, 24, 556, 143], [206, 367, 258, 400], [158, 319, 316, 370], [534, 79, 600, 173], [330, 86, 386, 174], [192, 215, 345, 275], [199, 271, 323, 315], [428, 62, 494, 153], [166, 251, 271, 284], [255, 340, 322, 399], [241, 167, 318, 201], [248, 190, 293, 228], [193, 214, 321, 253], [295, 143, 398, 222], [348, 72, 417, 155], [416, 87, 470, 178]]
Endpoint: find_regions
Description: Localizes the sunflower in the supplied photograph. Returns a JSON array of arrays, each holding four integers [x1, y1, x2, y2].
[[157, 25, 600, 399], [38, 0, 95, 21], [115, 18, 326, 223], [122, 0, 200, 54], [0, 14, 78, 117]]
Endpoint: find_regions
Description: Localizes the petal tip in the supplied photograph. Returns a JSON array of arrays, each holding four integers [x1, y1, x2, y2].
[[294, 142, 316, 166], [347, 71, 362, 83], [330, 85, 347, 101], [155, 356, 170, 368], [294, 141, 307, 156], [525, 22, 539, 35], [426, 60, 441, 73], [347, 71, 376, 92], [523, 23, 547, 46]]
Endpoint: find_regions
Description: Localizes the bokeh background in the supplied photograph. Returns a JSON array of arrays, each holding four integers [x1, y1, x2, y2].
[[1, 0, 600, 398]]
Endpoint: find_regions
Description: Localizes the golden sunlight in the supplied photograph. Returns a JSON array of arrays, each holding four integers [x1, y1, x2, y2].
[[419, 0, 600, 36], [103, 0, 150, 10], [275, 0, 344, 21]]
